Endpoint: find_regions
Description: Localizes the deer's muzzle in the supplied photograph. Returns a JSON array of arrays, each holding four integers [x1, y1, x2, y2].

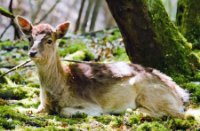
[[29, 51, 37, 57]]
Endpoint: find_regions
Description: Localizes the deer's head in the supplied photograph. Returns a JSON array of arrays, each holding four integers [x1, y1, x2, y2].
[[16, 16, 70, 64]]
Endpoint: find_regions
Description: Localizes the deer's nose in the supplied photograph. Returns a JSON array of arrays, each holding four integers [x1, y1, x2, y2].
[[29, 51, 37, 57]]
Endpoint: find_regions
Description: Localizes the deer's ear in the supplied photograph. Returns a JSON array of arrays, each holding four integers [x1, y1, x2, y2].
[[56, 21, 70, 39], [16, 16, 32, 35]]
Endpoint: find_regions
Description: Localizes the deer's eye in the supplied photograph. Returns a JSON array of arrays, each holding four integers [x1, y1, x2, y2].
[[47, 39, 53, 44], [27, 36, 33, 47]]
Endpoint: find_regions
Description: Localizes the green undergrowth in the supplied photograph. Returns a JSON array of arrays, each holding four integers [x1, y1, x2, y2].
[[182, 82, 200, 105], [0, 106, 47, 129], [58, 28, 129, 62], [147, 0, 193, 76], [176, 0, 200, 49], [0, 28, 200, 130]]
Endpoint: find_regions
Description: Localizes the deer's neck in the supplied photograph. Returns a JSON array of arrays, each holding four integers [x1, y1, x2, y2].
[[36, 53, 66, 93]]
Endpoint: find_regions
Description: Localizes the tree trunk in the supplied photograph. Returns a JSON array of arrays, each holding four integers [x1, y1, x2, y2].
[[106, 0, 193, 76], [176, 0, 200, 49], [31, 0, 45, 23], [89, 0, 103, 31], [74, 0, 86, 33], [81, 0, 93, 33]]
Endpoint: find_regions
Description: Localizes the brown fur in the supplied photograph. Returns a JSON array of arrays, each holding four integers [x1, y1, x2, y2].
[[32, 24, 54, 36], [67, 63, 141, 101]]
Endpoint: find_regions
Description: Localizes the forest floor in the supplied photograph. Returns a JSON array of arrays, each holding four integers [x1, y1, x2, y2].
[[0, 28, 200, 130]]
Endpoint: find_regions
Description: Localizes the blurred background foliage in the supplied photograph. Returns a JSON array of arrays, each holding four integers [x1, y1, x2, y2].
[[0, 0, 177, 40]]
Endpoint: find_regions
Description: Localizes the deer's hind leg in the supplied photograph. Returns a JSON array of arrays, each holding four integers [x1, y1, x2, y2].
[[135, 84, 184, 118]]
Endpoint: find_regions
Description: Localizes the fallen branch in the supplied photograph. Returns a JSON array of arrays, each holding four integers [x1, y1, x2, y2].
[[61, 59, 92, 63], [0, 60, 31, 77], [0, 59, 92, 77]]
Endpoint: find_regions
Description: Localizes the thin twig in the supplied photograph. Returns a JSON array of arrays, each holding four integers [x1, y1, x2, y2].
[[0, 60, 31, 78], [0, 59, 92, 77], [8, 0, 13, 13], [0, 64, 35, 69], [0, 24, 11, 39], [35, 0, 61, 24], [61, 59, 92, 63]]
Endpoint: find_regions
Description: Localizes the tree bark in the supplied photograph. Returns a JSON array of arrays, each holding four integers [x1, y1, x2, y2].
[[74, 0, 86, 33], [89, 0, 103, 31], [81, 0, 93, 33], [35, 0, 61, 24], [176, 0, 200, 49], [8, 0, 21, 39], [106, 0, 193, 76]]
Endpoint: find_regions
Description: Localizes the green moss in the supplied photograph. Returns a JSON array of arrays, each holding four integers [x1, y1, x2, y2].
[[167, 118, 196, 130], [171, 73, 189, 84], [0, 40, 29, 50], [145, 0, 193, 76], [113, 47, 129, 61], [95, 115, 113, 125], [136, 122, 167, 131], [0, 72, 7, 84], [176, 0, 200, 49], [189, 50, 200, 71], [110, 117, 123, 127], [0, 85, 28, 100], [0, 83, 39, 100], [0, 106, 46, 129], [194, 71, 200, 80], [59, 40, 94, 61], [18, 126, 61, 131], [127, 115, 140, 126], [52, 115, 88, 125], [0, 40, 29, 67], [9, 72, 26, 84], [59, 40, 86, 56], [182, 82, 200, 104], [106, 29, 122, 42], [0, 98, 7, 105]]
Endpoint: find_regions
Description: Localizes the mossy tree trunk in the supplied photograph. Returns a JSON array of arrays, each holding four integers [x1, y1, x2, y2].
[[106, 0, 194, 76], [176, 0, 200, 49]]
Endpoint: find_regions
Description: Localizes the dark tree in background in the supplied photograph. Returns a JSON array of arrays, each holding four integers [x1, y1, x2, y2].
[[0, 0, 21, 39], [176, 0, 200, 49], [106, 0, 195, 76]]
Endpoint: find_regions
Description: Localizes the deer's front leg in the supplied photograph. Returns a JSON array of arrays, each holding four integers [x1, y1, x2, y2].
[[37, 88, 48, 113]]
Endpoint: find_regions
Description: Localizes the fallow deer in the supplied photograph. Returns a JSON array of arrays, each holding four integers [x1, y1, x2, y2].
[[16, 16, 189, 118]]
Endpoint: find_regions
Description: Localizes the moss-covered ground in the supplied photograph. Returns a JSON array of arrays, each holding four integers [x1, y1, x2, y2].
[[0, 29, 200, 130]]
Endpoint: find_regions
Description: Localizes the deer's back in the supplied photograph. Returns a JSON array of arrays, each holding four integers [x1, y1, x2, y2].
[[65, 62, 143, 100], [67, 62, 144, 85]]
